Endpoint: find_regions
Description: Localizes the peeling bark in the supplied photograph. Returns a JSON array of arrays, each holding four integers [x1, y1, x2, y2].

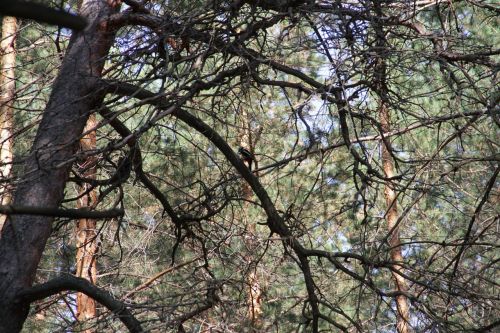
[[373, 3, 411, 330], [238, 107, 263, 330], [75, 114, 98, 331], [380, 102, 411, 333]]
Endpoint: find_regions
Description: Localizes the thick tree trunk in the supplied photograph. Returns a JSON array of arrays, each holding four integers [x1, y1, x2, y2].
[[0, 1, 120, 332], [75, 114, 98, 331], [0, 16, 17, 233]]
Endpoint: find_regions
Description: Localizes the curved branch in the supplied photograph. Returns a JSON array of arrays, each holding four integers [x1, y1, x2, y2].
[[173, 109, 323, 332], [103, 79, 323, 332], [98, 107, 182, 227], [17, 275, 142, 333]]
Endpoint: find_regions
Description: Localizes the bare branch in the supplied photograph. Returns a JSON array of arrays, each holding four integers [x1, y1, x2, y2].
[[17, 275, 143, 333], [0, 205, 123, 219]]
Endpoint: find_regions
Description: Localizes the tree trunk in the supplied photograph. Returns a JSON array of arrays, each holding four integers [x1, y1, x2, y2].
[[372, 3, 410, 332], [75, 114, 98, 331], [0, 16, 17, 233], [379, 102, 411, 333], [0, 0, 120, 331], [238, 107, 263, 330]]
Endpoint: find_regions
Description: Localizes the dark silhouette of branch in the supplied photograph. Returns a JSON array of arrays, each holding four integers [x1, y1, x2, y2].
[[17, 275, 142, 333], [101, 78, 323, 331], [0, 205, 123, 219], [0, 0, 87, 30]]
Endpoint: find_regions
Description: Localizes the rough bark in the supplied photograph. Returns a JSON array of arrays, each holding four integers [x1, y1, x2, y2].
[[373, 2, 411, 331], [75, 114, 98, 331], [380, 103, 411, 333], [0, 1, 120, 332], [0, 16, 17, 233], [238, 107, 263, 330]]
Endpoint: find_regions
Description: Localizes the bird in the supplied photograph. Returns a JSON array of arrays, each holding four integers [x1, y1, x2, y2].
[[238, 147, 255, 171]]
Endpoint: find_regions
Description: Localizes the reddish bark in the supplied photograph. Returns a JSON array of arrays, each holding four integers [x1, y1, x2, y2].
[[238, 108, 263, 329], [380, 103, 411, 333], [75, 114, 98, 331], [372, 3, 411, 330]]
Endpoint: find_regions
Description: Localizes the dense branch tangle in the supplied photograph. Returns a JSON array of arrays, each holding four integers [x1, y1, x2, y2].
[[0, 1, 498, 332]]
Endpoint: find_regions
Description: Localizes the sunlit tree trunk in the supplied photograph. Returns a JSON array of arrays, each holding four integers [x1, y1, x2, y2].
[[373, 2, 411, 331], [379, 102, 411, 333], [0, 16, 17, 233], [238, 106, 263, 330], [75, 114, 98, 331]]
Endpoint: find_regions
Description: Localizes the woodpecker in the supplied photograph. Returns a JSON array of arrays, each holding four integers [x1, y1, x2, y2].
[[238, 147, 255, 171]]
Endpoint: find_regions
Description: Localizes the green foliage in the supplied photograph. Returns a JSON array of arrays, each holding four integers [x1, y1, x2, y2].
[[10, 0, 499, 332]]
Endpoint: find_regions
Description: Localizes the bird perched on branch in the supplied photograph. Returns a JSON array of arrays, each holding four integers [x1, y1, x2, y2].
[[238, 147, 255, 171]]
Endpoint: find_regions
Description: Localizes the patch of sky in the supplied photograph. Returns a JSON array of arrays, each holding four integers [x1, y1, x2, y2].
[[143, 212, 156, 229], [325, 176, 340, 186], [397, 151, 410, 160], [337, 232, 352, 252]]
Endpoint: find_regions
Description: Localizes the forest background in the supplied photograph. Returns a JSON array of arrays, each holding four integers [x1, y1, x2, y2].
[[0, 0, 498, 332]]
